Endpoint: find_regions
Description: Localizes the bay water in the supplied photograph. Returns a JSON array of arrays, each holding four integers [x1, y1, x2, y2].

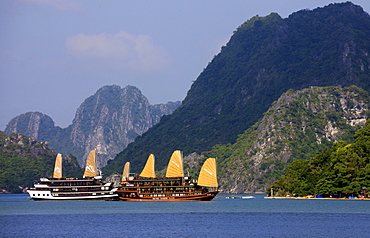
[[1, 194, 369, 237]]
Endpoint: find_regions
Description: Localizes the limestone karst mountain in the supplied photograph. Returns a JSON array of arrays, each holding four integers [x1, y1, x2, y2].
[[103, 2, 370, 177], [210, 86, 369, 193], [5, 85, 181, 167]]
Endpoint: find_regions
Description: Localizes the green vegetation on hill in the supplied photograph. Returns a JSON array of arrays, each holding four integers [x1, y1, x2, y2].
[[103, 2, 370, 177], [268, 119, 370, 197], [0, 132, 82, 193], [205, 85, 369, 193]]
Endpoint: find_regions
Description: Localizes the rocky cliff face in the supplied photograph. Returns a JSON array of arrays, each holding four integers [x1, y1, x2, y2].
[[4, 85, 181, 167], [215, 86, 369, 193], [5, 112, 61, 141], [70, 85, 181, 167]]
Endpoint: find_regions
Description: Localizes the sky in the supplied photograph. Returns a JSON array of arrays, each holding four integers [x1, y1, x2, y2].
[[1, 0, 370, 130]]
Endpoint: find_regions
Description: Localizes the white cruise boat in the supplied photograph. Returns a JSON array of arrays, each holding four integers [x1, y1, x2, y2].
[[27, 150, 117, 200]]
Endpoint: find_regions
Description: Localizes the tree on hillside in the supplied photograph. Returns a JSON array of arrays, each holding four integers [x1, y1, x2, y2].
[[268, 120, 370, 197]]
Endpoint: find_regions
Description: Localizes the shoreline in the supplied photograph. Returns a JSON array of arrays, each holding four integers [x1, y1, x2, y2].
[[264, 196, 370, 200]]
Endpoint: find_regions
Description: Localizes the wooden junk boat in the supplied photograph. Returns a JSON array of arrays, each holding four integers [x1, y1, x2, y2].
[[27, 150, 118, 200], [115, 150, 219, 201]]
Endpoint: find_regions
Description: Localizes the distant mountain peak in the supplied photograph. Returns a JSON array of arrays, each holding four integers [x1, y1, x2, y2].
[[5, 84, 181, 168], [4, 112, 58, 141]]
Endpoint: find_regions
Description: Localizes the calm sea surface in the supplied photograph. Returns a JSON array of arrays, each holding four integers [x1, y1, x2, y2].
[[1, 194, 369, 237]]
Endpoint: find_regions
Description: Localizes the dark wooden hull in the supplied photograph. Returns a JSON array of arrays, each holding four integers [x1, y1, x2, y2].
[[116, 190, 218, 201]]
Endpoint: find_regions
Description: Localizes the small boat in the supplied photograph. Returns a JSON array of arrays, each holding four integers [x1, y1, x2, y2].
[[115, 150, 219, 201], [242, 196, 255, 199], [27, 150, 117, 200]]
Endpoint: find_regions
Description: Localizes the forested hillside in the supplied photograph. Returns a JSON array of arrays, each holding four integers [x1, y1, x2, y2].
[[0, 132, 82, 193], [268, 119, 370, 197], [103, 2, 370, 176], [207, 86, 369, 193]]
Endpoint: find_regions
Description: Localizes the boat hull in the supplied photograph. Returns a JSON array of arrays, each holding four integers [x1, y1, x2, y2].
[[28, 194, 118, 201], [27, 189, 118, 201], [27, 177, 118, 201], [116, 190, 218, 201]]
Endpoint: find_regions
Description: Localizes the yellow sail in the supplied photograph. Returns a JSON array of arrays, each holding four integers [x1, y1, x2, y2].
[[197, 158, 218, 187], [83, 150, 97, 177], [53, 153, 62, 178], [121, 162, 130, 182], [165, 150, 184, 177], [139, 154, 156, 178]]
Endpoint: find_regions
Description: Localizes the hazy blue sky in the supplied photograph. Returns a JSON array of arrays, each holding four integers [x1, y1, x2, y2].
[[1, 0, 369, 130]]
